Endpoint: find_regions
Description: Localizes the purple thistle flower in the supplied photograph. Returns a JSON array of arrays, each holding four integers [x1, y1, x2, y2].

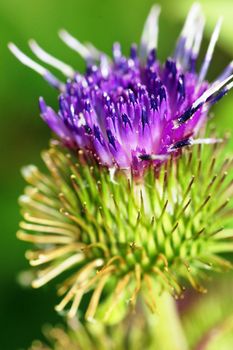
[[9, 4, 233, 176]]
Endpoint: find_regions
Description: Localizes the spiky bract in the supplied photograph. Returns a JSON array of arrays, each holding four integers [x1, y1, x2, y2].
[[18, 139, 233, 321]]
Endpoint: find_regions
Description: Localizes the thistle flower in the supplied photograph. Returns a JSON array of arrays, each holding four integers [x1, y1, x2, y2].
[[9, 4, 233, 176], [18, 140, 233, 321], [12, 3, 233, 324]]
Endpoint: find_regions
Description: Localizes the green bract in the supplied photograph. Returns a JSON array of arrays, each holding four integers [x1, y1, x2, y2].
[[18, 139, 233, 322]]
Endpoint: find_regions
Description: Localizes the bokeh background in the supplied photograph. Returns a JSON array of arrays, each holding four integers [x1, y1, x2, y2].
[[1, 0, 233, 349]]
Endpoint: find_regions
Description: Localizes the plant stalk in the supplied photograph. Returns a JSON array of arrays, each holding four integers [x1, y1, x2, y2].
[[152, 292, 188, 350]]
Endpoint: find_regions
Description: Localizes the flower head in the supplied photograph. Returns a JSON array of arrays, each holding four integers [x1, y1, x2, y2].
[[10, 2, 233, 324], [9, 4, 233, 176]]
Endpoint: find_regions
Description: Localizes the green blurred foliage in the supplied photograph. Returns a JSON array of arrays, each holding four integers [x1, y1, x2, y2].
[[0, 0, 232, 349]]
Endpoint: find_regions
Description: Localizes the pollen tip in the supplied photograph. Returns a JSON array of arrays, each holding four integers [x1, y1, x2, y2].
[[28, 38, 36, 47], [8, 41, 15, 50], [58, 28, 67, 38], [172, 120, 180, 129]]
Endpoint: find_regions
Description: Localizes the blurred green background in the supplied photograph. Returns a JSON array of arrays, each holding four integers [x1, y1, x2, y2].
[[0, 0, 233, 349]]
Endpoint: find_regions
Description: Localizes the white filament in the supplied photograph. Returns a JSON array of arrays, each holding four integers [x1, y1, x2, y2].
[[226, 80, 233, 91], [140, 5, 161, 58], [8, 42, 64, 90], [59, 29, 91, 60], [198, 17, 223, 84], [175, 3, 202, 61], [180, 3, 201, 38], [193, 74, 233, 108], [100, 54, 110, 78], [85, 42, 102, 60], [191, 138, 223, 145], [181, 4, 204, 68], [29, 39, 75, 78], [192, 13, 205, 58], [216, 61, 233, 84], [8, 42, 46, 76]]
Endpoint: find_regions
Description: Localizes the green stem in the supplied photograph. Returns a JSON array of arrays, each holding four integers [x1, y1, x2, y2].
[[152, 292, 188, 350], [194, 314, 233, 350]]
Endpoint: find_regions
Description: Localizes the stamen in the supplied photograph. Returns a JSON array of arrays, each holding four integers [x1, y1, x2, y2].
[[168, 138, 192, 151], [84, 42, 103, 60], [29, 39, 75, 78], [216, 61, 233, 83], [59, 29, 92, 61], [100, 54, 110, 78], [210, 80, 233, 105], [109, 167, 118, 184], [8, 43, 64, 90], [174, 74, 233, 127], [198, 17, 222, 84], [140, 5, 160, 59], [174, 3, 202, 62], [130, 44, 138, 59], [139, 154, 168, 161], [192, 13, 205, 59], [188, 13, 205, 71], [112, 42, 122, 61], [182, 7, 203, 69], [191, 138, 223, 145]]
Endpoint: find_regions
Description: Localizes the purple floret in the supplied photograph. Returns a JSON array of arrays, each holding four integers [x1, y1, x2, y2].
[[39, 54, 207, 172], [9, 4, 233, 176]]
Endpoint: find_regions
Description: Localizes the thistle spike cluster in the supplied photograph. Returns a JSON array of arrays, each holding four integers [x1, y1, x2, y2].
[[9, 4, 233, 176], [18, 140, 233, 321]]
